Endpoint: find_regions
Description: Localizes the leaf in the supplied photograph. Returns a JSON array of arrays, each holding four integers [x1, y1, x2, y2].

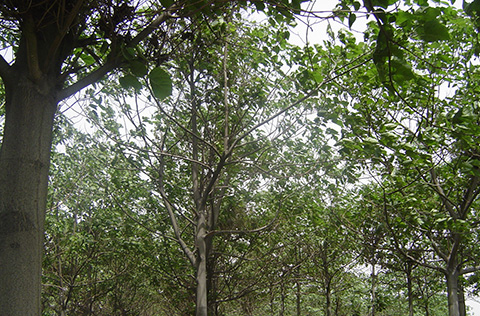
[[419, 19, 450, 42], [353, 1, 361, 10], [129, 60, 148, 77], [391, 57, 415, 81], [383, 123, 397, 131], [254, 1, 265, 10], [371, 0, 399, 8], [119, 74, 142, 91], [122, 47, 136, 60], [80, 54, 95, 65], [160, 0, 174, 7], [396, 11, 414, 26], [349, 13, 357, 28], [311, 70, 323, 83], [149, 67, 172, 100]]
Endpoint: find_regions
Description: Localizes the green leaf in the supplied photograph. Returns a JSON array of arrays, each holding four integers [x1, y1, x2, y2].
[[353, 1, 361, 10], [371, 0, 399, 8], [122, 47, 136, 61], [419, 19, 450, 42], [349, 13, 357, 28], [254, 1, 265, 10], [129, 60, 148, 77], [391, 57, 415, 81], [160, 0, 174, 7], [312, 71, 323, 83], [149, 67, 172, 100], [80, 54, 95, 66], [396, 11, 414, 25], [119, 74, 142, 91]]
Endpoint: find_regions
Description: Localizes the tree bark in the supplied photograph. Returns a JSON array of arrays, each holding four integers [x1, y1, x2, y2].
[[0, 74, 57, 315], [196, 212, 208, 316], [406, 263, 414, 316], [446, 269, 460, 316], [458, 282, 466, 316], [371, 263, 377, 316], [325, 281, 333, 316], [295, 277, 301, 316]]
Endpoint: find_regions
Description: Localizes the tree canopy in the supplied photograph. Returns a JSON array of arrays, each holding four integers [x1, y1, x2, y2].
[[1, 0, 480, 315]]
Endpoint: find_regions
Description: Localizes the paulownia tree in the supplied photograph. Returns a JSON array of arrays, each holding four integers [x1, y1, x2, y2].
[[0, 1, 307, 314], [317, 4, 480, 315]]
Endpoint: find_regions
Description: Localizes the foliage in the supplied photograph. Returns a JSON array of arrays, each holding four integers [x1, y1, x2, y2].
[[16, 0, 480, 315]]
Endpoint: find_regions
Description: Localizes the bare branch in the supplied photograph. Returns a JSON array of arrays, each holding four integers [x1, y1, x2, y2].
[[158, 186, 197, 267], [461, 265, 480, 275]]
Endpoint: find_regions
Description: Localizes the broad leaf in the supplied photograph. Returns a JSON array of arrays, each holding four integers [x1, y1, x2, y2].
[[119, 74, 142, 91], [130, 60, 148, 77], [419, 19, 450, 42], [149, 67, 172, 100]]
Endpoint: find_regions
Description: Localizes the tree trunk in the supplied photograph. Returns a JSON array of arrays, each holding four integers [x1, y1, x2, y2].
[[371, 263, 377, 316], [196, 212, 208, 316], [207, 246, 218, 316], [458, 283, 466, 316], [295, 277, 301, 316], [325, 281, 333, 316], [406, 263, 414, 316], [0, 75, 57, 315], [446, 269, 460, 316]]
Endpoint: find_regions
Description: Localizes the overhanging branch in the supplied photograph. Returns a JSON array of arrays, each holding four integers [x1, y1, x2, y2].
[[57, 4, 178, 101]]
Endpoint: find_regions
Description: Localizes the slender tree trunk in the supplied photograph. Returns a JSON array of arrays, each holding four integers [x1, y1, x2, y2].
[[446, 269, 460, 316], [196, 212, 208, 316], [0, 75, 57, 315], [325, 281, 333, 316], [295, 277, 301, 316], [280, 281, 285, 316], [371, 263, 377, 316], [406, 263, 414, 316]]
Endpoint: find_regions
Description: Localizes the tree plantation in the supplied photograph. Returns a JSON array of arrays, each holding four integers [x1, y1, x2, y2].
[[0, 0, 479, 315]]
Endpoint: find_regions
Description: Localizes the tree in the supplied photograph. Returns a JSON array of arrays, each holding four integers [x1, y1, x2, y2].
[[78, 9, 320, 314], [43, 117, 172, 315], [316, 4, 480, 315], [0, 1, 305, 314]]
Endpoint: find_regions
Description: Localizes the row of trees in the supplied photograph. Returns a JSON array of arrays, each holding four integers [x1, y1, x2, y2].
[[1, 0, 480, 315]]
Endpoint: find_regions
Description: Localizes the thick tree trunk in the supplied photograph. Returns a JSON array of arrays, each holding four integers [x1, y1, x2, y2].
[[0, 76, 57, 315]]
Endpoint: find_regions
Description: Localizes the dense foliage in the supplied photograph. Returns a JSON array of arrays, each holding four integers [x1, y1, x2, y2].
[[1, 0, 479, 315]]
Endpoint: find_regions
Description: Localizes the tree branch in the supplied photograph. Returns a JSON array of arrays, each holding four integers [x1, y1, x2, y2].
[[428, 168, 457, 219], [460, 265, 480, 275], [158, 186, 197, 267], [232, 51, 371, 150], [57, 4, 178, 101], [459, 175, 480, 218]]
